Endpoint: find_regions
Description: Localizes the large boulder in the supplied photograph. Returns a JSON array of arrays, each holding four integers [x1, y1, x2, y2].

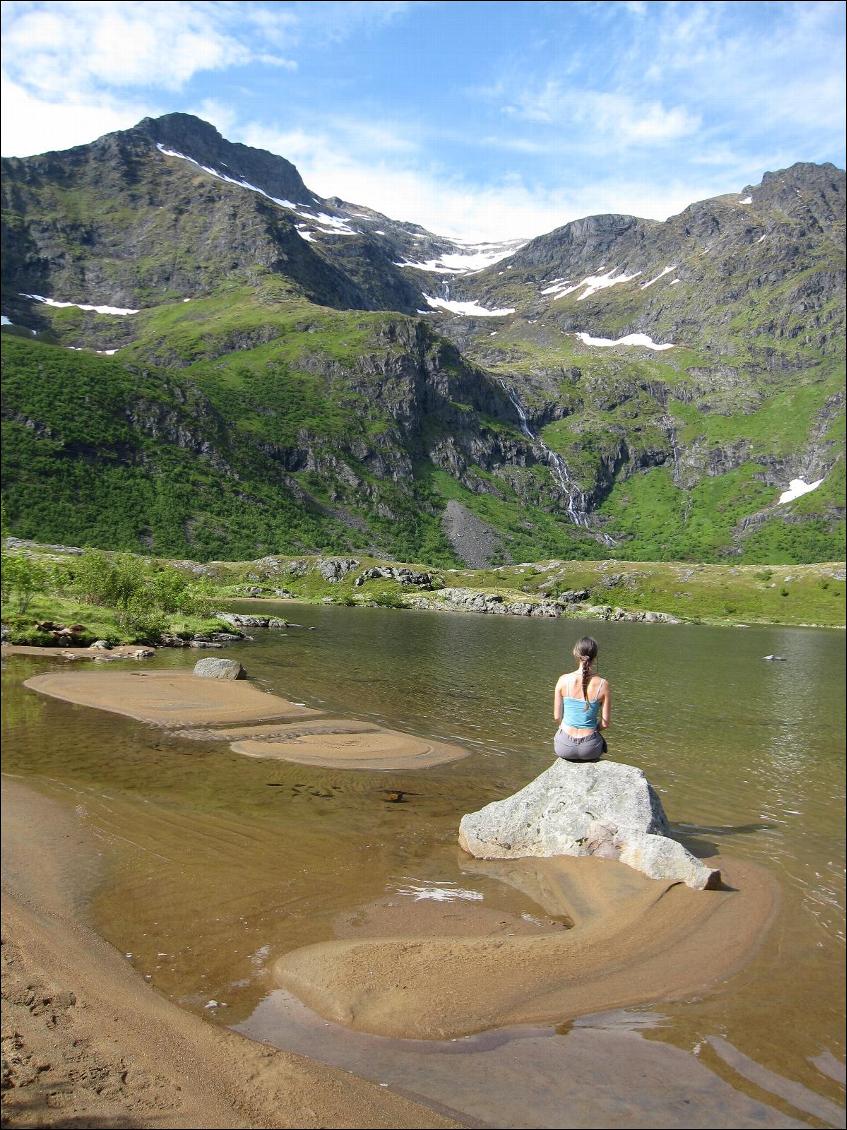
[[193, 657, 245, 680], [316, 558, 360, 582], [459, 760, 720, 890]]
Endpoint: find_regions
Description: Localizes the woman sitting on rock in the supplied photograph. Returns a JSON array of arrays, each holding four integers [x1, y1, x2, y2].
[[553, 636, 610, 762]]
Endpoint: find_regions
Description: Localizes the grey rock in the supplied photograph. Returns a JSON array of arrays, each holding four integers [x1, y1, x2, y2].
[[215, 612, 269, 627], [316, 557, 360, 582], [555, 589, 590, 604], [129, 647, 155, 660], [188, 640, 224, 648], [458, 759, 720, 890], [354, 565, 435, 587], [193, 657, 245, 679], [89, 639, 112, 650]]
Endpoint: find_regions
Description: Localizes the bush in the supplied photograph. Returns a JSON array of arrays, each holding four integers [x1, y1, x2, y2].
[[1, 553, 50, 614], [71, 550, 140, 607], [371, 590, 404, 608]]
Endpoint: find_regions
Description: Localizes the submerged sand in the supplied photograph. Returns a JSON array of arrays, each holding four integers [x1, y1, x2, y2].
[[1, 777, 459, 1129], [23, 670, 469, 770], [274, 852, 779, 1041]]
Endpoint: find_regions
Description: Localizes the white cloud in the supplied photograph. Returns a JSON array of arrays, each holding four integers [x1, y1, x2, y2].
[[239, 118, 732, 240], [502, 82, 700, 145], [1, 1, 296, 98], [0, 75, 158, 158]]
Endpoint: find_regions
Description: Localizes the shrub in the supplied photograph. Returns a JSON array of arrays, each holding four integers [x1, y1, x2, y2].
[[1, 553, 50, 614], [371, 590, 404, 608]]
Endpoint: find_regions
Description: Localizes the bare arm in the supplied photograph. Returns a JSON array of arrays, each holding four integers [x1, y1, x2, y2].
[[600, 681, 612, 730], [553, 677, 563, 724]]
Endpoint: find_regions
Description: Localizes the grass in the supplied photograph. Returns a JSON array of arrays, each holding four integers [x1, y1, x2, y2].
[[4, 545, 842, 632]]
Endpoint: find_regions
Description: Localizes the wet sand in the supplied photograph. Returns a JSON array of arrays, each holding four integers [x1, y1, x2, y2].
[[24, 669, 320, 727], [230, 721, 468, 769], [3, 643, 158, 661], [23, 670, 469, 770], [1, 777, 461, 1130], [274, 853, 780, 1041]]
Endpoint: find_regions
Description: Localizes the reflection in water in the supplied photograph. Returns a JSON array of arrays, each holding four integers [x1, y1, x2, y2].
[[2, 609, 845, 1123]]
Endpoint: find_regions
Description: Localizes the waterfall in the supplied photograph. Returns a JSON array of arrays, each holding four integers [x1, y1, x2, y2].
[[500, 382, 594, 529]]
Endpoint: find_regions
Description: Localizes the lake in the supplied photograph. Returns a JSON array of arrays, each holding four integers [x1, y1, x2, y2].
[[3, 604, 844, 1127]]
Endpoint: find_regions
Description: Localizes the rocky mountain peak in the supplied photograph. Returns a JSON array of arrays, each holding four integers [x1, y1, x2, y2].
[[130, 112, 314, 207]]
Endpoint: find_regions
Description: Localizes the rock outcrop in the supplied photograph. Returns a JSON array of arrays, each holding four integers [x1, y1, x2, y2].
[[459, 759, 720, 890]]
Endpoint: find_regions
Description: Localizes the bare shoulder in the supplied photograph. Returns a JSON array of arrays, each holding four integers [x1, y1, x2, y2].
[[592, 675, 610, 694]]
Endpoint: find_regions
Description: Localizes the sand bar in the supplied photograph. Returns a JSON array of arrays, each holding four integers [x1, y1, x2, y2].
[[231, 721, 469, 769], [22, 669, 471, 769], [24, 669, 321, 727], [274, 853, 779, 1040], [3, 643, 157, 661], [1, 777, 460, 1129]]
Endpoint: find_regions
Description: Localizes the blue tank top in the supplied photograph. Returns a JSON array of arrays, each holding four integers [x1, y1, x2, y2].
[[560, 694, 602, 730]]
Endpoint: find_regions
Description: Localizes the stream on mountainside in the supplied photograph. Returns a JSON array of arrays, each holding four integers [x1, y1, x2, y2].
[[2, 605, 844, 1128]]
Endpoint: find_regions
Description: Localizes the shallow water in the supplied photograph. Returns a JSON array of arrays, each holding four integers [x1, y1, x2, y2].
[[3, 605, 844, 1126]]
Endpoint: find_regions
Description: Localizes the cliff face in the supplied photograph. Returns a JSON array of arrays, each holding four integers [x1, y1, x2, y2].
[[1, 115, 844, 566]]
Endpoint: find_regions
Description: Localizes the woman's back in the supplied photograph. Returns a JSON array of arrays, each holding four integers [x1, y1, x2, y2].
[[553, 636, 610, 762], [558, 673, 606, 731]]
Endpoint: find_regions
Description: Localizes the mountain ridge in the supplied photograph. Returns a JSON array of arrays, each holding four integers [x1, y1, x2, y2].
[[2, 114, 844, 566]]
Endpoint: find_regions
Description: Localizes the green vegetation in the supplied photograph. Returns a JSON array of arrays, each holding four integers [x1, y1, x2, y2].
[[1, 547, 226, 644], [3, 545, 842, 634]]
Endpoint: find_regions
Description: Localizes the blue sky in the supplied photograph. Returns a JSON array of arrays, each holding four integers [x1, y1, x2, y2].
[[2, 1, 845, 240]]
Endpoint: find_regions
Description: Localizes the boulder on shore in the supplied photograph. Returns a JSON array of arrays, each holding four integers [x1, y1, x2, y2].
[[193, 657, 245, 680], [459, 759, 720, 890]]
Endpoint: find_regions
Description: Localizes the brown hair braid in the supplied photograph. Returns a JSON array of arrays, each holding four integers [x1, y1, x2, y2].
[[573, 636, 599, 702]]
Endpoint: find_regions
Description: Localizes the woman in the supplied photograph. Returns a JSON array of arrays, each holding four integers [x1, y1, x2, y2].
[[553, 636, 610, 762]]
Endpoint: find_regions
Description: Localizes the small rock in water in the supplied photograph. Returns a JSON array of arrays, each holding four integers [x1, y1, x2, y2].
[[762, 654, 786, 661], [89, 639, 112, 650], [193, 657, 245, 680]]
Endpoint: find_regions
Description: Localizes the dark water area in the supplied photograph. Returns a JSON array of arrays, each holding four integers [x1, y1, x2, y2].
[[3, 605, 844, 1127]]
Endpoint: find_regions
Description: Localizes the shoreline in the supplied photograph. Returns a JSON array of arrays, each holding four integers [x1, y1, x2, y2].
[[3, 546, 844, 641], [1, 776, 462, 1130]]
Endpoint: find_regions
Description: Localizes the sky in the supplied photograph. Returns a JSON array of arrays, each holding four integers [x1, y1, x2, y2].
[[1, 0, 845, 241]]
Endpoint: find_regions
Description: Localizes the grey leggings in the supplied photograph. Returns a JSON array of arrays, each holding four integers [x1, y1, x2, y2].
[[554, 728, 606, 762]]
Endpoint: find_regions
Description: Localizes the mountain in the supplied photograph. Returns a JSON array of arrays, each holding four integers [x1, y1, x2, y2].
[[2, 114, 844, 566]]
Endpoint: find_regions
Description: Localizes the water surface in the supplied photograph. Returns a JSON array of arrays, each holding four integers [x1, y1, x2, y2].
[[3, 606, 844, 1126]]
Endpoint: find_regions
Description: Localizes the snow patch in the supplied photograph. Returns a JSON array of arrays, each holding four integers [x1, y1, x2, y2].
[[756, 235, 766, 244], [670, 279, 681, 285], [396, 239, 526, 275], [738, 196, 753, 204], [156, 144, 358, 233], [542, 269, 640, 302], [21, 293, 138, 315], [423, 294, 515, 317], [296, 227, 316, 242], [574, 331, 675, 351], [577, 268, 641, 300], [541, 278, 573, 297], [1, 315, 12, 326], [778, 478, 823, 505], [97, 349, 118, 355], [641, 265, 676, 290]]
